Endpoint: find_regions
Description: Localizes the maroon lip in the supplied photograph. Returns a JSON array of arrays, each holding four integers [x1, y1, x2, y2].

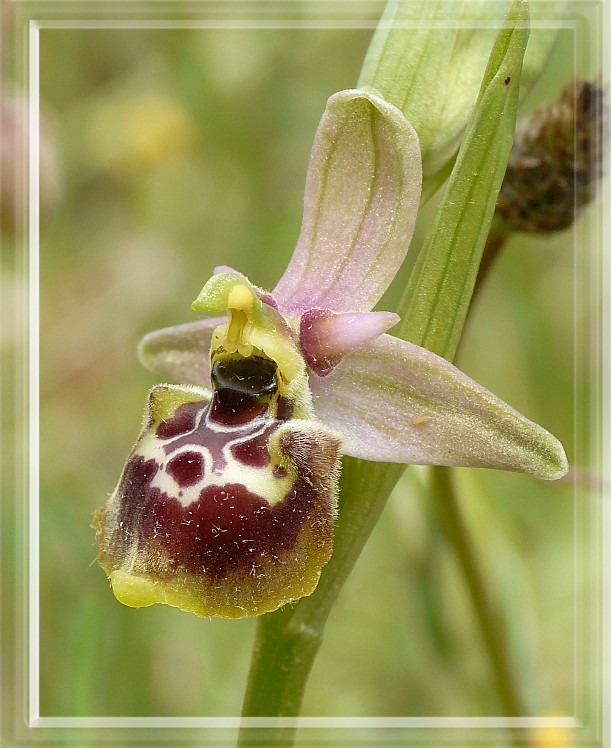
[[108, 354, 336, 585], [115, 450, 321, 579]]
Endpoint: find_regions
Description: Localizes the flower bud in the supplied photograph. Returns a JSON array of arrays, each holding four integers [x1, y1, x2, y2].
[[358, 0, 561, 178], [497, 79, 607, 232]]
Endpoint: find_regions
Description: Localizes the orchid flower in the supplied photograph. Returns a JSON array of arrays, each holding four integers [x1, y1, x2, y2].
[[93, 88, 568, 620]]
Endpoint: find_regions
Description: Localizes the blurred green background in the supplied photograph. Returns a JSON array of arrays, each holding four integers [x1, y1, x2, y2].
[[1, 1, 602, 742]]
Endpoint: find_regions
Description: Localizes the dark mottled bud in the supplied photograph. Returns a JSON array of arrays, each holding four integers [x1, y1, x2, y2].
[[93, 276, 343, 618], [497, 79, 607, 233]]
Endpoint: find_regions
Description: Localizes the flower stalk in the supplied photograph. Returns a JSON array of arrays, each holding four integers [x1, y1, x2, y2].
[[238, 456, 402, 741], [428, 465, 526, 717]]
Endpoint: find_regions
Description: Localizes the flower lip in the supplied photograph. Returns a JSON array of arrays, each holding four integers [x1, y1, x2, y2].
[[94, 381, 342, 618]]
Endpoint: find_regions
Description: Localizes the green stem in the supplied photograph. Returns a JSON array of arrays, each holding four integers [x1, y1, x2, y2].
[[238, 458, 404, 742], [428, 216, 529, 722], [429, 465, 526, 716]]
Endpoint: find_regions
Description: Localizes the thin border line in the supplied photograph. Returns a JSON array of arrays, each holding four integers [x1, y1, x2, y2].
[[32, 716, 581, 729], [572, 37, 578, 723], [26, 12, 601, 734], [603, 0, 611, 740], [28, 18, 41, 727], [30, 19, 571, 29]]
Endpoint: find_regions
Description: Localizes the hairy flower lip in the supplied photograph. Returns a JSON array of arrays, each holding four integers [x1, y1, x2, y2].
[[94, 366, 342, 617]]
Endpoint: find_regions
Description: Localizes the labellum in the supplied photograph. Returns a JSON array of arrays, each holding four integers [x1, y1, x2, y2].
[[93, 279, 341, 618]]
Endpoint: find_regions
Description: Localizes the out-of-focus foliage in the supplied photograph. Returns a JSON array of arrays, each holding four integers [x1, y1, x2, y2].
[[1, 6, 598, 742]]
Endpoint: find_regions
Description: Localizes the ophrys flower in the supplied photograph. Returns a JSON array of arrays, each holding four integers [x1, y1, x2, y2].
[[93, 89, 568, 619]]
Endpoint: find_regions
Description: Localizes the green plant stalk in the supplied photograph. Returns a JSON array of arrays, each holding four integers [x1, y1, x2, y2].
[[428, 465, 525, 716], [238, 1, 529, 741], [239, 458, 402, 724]]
